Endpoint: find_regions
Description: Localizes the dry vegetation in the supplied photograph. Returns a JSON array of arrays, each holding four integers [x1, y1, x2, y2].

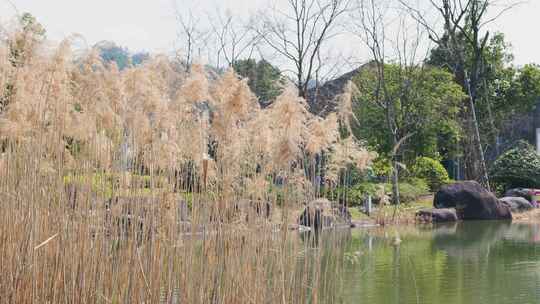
[[0, 25, 373, 303]]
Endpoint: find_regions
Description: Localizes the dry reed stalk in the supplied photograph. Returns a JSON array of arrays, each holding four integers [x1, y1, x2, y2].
[[0, 25, 374, 303]]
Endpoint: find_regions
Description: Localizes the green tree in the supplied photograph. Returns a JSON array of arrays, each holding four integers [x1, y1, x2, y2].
[[352, 64, 465, 167], [233, 59, 284, 106], [430, 32, 540, 159], [500, 64, 540, 113], [490, 141, 540, 190], [428, 33, 515, 152], [131, 52, 150, 66], [94, 42, 149, 70], [19, 13, 46, 36], [412, 157, 451, 191], [412, 0, 511, 189], [95, 41, 130, 70]]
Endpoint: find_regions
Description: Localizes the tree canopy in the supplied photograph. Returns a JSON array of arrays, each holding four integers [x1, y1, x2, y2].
[[352, 64, 466, 163], [429, 32, 540, 157], [233, 59, 284, 106], [94, 41, 149, 70]]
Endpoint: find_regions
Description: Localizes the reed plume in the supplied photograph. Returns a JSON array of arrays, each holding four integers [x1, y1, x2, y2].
[[0, 25, 368, 303]]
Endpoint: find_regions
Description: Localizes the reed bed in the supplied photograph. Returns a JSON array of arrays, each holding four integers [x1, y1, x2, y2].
[[0, 25, 370, 303]]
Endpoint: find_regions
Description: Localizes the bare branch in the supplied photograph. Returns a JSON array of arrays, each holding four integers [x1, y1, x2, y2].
[[209, 10, 261, 67], [173, 3, 209, 71], [257, 0, 351, 98]]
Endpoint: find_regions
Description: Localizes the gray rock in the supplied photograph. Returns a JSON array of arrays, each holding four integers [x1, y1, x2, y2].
[[500, 197, 533, 213], [416, 208, 458, 223], [298, 198, 352, 230], [433, 181, 512, 220], [503, 188, 533, 202], [434, 181, 486, 208]]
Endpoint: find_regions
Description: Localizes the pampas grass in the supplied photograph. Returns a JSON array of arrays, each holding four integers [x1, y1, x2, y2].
[[0, 26, 373, 303]]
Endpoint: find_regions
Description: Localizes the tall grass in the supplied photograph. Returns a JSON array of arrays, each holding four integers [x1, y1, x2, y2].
[[0, 25, 371, 303]]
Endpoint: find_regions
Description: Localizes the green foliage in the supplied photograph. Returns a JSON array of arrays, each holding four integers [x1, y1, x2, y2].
[[326, 187, 363, 206], [428, 32, 540, 150], [233, 59, 284, 105], [326, 178, 430, 206], [352, 182, 382, 198], [268, 184, 287, 207], [131, 52, 150, 66], [95, 42, 149, 70], [490, 141, 540, 190], [387, 178, 430, 204], [181, 192, 194, 211], [96, 42, 130, 70], [19, 13, 46, 37], [353, 64, 465, 163], [336, 164, 370, 187], [492, 64, 540, 115], [478, 36, 540, 137], [371, 157, 392, 179], [411, 157, 450, 191], [64, 173, 115, 198]]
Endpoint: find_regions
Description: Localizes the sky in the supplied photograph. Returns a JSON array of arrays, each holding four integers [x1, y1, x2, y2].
[[1, 0, 539, 66]]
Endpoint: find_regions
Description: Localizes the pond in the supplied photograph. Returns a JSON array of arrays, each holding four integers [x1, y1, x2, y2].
[[333, 221, 540, 304]]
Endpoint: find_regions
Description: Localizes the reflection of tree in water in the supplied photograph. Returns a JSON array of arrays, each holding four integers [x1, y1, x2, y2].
[[340, 222, 540, 304], [430, 221, 540, 304], [503, 223, 540, 243], [432, 221, 511, 260], [490, 223, 540, 260]]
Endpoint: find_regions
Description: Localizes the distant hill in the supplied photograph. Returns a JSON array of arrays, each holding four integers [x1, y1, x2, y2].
[[306, 65, 369, 117]]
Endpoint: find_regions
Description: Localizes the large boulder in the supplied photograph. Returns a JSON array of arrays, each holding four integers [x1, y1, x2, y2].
[[500, 197, 533, 213], [434, 181, 486, 208], [434, 181, 512, 221], [458, 192, 512, 220], [503, 188, 533, 202], [416, 208, 458, 223], [298, 198, 351, 230]]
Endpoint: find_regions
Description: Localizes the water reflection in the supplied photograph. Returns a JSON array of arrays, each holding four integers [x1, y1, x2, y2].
[[432, 221, 512, 260], [336, 221, 540, 304]]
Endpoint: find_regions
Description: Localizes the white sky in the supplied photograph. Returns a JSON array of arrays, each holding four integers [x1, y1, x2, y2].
[[2, 0, 539, 66]]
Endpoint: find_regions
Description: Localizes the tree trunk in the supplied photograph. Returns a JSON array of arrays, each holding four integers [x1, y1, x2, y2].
[[390, 127, 400, 205], [465, 75, 491, 191], [391, 158, 400, 205]]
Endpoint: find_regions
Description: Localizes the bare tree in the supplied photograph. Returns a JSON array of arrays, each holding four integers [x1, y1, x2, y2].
[[257, 0, 351, 98], [210, 11, 261, 67], [174, 6, 209, 72], [399, 0, 519, 190]]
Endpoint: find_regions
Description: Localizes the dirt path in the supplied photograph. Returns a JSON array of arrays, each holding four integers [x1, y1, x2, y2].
[[512, 208, 540, 223]]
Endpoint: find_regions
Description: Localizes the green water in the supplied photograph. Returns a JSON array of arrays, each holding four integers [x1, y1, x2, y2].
[[337, 221, 540, 304]]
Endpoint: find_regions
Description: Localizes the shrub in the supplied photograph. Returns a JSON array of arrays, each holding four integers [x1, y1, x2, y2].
[[385, 178, 430, 203], [326, 178, 430, 206], [325, 182, 383, 207], [353, 182, 381, 198], [490, 141, 540, 190], [371, 157, 393, 179], [411, 157, 450, 191], [336, 164, 368, 187]]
